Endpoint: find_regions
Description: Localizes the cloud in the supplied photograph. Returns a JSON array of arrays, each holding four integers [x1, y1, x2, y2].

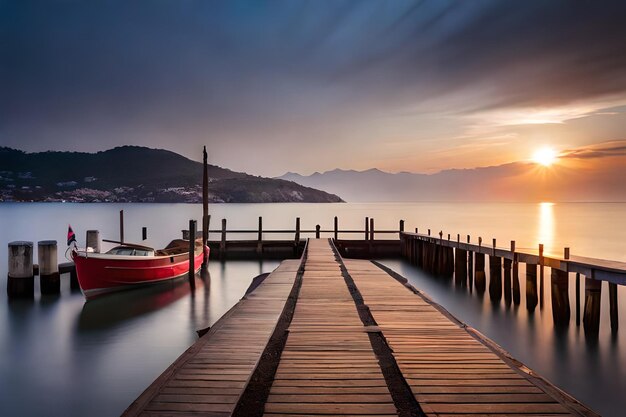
[[561, 140, 626, 159]]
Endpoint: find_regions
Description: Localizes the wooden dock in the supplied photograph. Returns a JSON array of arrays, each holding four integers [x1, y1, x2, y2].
[[123, 238, 597, 417]]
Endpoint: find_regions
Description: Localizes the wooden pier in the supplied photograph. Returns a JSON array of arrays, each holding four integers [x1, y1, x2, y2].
[[123, 238, 597, 417]]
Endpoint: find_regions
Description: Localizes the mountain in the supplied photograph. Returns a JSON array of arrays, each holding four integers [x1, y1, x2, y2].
[[278, 161, 626, 202], [0, 146, 343, 203]]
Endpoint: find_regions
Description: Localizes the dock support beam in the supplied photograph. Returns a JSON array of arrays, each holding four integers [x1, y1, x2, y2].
[[526, 264, 538, 312], [489, 255, 502, 302], [294, 217, 300, 255], [334, 216, 338, 241], [475, 252, 486, 294], [551, 268, 570, 327], [202, 146, 209, 269], [609, 282, 619, 332], [365, 217, 369, 240], [583, 277, 601, 335], [369, 218, 375, 241], [257, 217, 263, 255], [454, 248, 467, 286], [7, 241, 34, 298], [220, 219, 227, 260], [576, 273, 581, 325], [503, 258, 512, 307], [512, 241, 520, 305], [38, 240, 60, 295], [188, 220, 196, 289]]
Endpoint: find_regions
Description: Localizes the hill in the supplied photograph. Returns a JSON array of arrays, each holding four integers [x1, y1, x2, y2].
[[278, 159, 626, 202], [0, 146, 343, 203]]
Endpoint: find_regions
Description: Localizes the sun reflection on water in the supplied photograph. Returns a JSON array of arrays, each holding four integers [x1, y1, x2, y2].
[[537, 202, 555, 254]]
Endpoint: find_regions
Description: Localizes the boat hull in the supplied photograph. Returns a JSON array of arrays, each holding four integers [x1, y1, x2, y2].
[[73, 248, 208, 299]]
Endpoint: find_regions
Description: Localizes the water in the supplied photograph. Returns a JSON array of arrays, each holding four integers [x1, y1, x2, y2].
[[1, 202, 625, 416]]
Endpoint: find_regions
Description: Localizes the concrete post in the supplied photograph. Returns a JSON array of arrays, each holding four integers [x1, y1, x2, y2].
[[7, 241, 34, 298], [38, 240, 60, 295]]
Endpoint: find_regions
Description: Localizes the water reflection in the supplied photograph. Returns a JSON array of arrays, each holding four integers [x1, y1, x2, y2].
[[537, 202, 555, 252], [78, 278, 197, 331]]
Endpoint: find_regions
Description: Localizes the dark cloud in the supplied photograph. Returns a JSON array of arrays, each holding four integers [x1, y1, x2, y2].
[[562, 140, 626, 159], [1, 0, 626, 171]]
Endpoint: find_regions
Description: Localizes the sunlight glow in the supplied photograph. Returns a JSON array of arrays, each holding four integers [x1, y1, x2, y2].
[[532, 147, 558, 166]]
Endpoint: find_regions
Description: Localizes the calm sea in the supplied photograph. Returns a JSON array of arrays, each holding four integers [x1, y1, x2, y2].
[[1, 202, 625, 416]]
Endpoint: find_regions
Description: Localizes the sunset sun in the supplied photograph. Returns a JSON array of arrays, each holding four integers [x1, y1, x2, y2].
[[532, 147, 558, 166]]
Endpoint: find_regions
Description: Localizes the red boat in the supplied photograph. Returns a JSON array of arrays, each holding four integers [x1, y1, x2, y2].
[[72, 239, 208, 299]]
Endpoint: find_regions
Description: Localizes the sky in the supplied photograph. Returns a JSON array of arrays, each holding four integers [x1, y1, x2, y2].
[[2, 0, 626, 177]]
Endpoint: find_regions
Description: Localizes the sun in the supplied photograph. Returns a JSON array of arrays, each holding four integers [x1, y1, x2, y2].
[[532, 147, 558, 167]]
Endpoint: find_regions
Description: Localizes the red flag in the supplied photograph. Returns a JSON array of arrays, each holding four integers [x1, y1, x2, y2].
[[67, 225, 77, 246]]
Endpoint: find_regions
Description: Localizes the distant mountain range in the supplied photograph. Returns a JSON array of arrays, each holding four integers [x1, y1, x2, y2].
[[0, 146, 343, 203], [278, 161, 626, 202]]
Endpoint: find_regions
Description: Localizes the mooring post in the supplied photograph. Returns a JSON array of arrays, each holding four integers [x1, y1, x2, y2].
[[365, 217, 369, 241], [399, 219, 404, 235], [202, 146, 209, 269], [370, 218, 375, 240], [475, 251, 486, 294], [539, 244, 545, 309], [7, 241, 34, 298], [467, 235, 473, 290], [526, 263, 538, 312], [583, 276, 601, 335], [257, 216, 263, 256], [511, 240, 520, 305], [38, 240, 60, 295], [334, 216, 338, 241], [119, 209, 124, 243], [220, 218, 227, 260], [609, 282, 619, 332], [489, 254, 502, 303], [295, 217, 301, 245], [188, 220, 196, 289], [142, 227, 147, 241], [575, 272, 581, 325], [454, 246, 467, 286], [86, 230, 101, 253], [503, 257, 512, 307], [315, 225, 321, 239], [551, 268, 570, 327]]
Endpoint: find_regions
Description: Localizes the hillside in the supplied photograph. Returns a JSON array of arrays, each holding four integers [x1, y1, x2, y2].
[[0, 146, 343, 203], [278, 159, 626, 202]]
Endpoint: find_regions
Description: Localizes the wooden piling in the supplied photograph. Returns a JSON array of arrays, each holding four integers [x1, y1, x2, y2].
[[511, 241, 520, 305], [334, 216, 338, 241], [315, 225, 321, 239], [526, 263, 538, 312], [489, 255, 502, 302], [188, 220, 196, 288], [609, 282, 619, 332], [220, 219, 227, 260], [370, 218, 375, 240], [7, 241, 34, 298], [467, 235, 473, 290], [454, 247, 467, 286], [365, 217, 369, 240], [475, 252, 486, 294], [399, 220, 404, 236], [503, 258, 512, 307], [551, 268, 570, 327], [294, 217, 300, 245], [539, 244, 544, 309], [575, 272, 581, 325], [583, 277, 602, 335], [202, 146, 209, 268], [257, 216, 263, 255], [86, 230, 101, 253], [38, 240, 60, 295], [142, 227, 147, 241], [119, 209, 124, 243]]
